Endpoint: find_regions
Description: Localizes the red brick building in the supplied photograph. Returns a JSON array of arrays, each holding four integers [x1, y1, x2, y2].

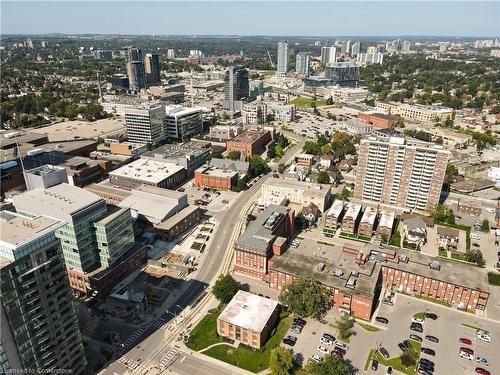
[[226, 129, 274, 159], [234, 205, 294, 279], [358, 111, 400, 129], [194, 165, 239, 190]]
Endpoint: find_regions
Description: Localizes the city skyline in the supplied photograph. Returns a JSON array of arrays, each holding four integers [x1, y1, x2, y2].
[[1, 1, 499, 37]]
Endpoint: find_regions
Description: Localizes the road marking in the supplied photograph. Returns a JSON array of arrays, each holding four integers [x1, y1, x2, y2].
[[180, 355, 185, 363]]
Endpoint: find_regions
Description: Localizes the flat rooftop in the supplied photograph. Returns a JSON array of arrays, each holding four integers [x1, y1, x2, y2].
[[0, 211, 63, 251], [12, 183, 104, 222], [154, 205, 199, 230], [263, 177, 331, 199], [378, 210, 395, 229], [196, 165, 238, 178], [295, 153, 314, 159], [326, 199, 345, 218], [109, 159, 185, 184], [344, 203, 362, 220], [271, 240, 380, 298], [229, 129, 269, 144], [218, 291, 279, 333], [164, 105, 202, 117], [235, 204, 290, 254], [141, 142, 209, 161], [360, 207, 377, 225]]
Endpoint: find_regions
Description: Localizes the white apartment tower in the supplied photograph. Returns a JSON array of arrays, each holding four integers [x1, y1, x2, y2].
[[321, 46, 337, 64], [277, 41, 288, 76], [125, 105, 165, 144], [354, 137, 450, 211]]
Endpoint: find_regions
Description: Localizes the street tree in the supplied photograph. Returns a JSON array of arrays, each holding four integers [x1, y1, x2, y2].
[[317, 171, 330, 184], [306, 354, 350, 375], [226, 150, 241, 160], [279, 274, 329, 318], [212, 274, 239, 303], [269, 347, 296, 375]]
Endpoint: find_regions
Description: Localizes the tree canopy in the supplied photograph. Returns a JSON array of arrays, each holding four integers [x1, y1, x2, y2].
[[212, 274, 239, 304], [305, 354, 350, 375], [279, 274, 329, 318], [269, 347, 296, 375]]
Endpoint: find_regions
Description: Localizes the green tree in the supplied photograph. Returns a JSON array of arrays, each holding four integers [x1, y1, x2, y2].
[[209, 150, 223, 159], [321, 144, 332, 156], [303, 141, 321, 155], [317, 171, 330, 184], [278, 163, 287, 174], [337, 186, 352, 201], [306, 354, 350, 375], [336, 315, 356, 341], [212, 274, 239, 304], [326, 96, 334, 105], [279, 274, 329, 318], [431, 204, 455, 225], [269, 347, 296, 375], [481, 219, 490, 232], [295, 212, 307, 230], [248, 156, 268, 176], [231, 179, 247, 192], [466, 249, 485, 267], [444, 164, 459, 185], [226, 150, 241, 160]]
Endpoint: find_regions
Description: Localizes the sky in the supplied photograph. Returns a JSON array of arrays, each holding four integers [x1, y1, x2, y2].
[[1, 1, 499, 37]]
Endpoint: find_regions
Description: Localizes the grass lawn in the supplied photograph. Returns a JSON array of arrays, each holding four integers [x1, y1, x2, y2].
[[488, 272, 500, 286], [185, 307, 225, 351], [339, 232, 371, 243], [202, 315, 293, 373], [366, 340, 421, 375], [317, 241, 335, 247], [291, 97, 327, 108], [356, 321, 381, 332], [412, 312, 426, 320], [438, 248, 448, 257]]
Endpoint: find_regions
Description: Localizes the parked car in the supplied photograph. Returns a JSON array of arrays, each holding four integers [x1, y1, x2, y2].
[[425, 335, 439, 343], [473, 242, 480, 248], [460, 347, 474, 355], [317, 346, 329, 354], [311, 355, 323, 363], [386, 366, 393, 375], [419, 362, 434, 372], [332, 347, 346, 357], [410, 325, 423, 333], [412, 317, 425, 324], [420, 358, 435, 367], [470, 233, 481, 240], [322, 333, 335, 342], [290, 326, 302, 334], [371, 360, 379, 371], [376, 316, 389, 324], [293, 317, 306, 327], [475, 368, 490, 375], [425, 312, 438, 320], [459, 338, 472, 345], [282, 336, 297, 346], [379, 347, 390, 359], [335, 342, 349, 351], [460, 351, 474, 360], [421, 347, 436, 356], [410, 334, 423, 342], [382, 298, 393, 306], [475, 357, 491, 366], [320, 337, 333, 345], [398, 343, 407, 352], [477, 332, 491, 342]]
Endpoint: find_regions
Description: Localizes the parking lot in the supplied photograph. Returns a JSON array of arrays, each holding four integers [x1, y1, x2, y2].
[[356, 293, 500, 375]]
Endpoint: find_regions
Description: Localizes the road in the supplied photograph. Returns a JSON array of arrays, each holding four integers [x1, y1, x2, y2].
[[167, 351, 246, 375], [98, 173, 271, 375]]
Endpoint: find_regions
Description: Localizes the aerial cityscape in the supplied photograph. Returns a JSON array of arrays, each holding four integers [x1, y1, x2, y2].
[[1, 1, 500, 375]]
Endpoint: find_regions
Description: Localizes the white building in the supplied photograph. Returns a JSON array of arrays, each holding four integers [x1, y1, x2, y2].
[[277, 41, 288, 76], [357, 52, 384, 65], [125, 105, 165, 144], [295, 52, 311, 75], [321, 46, 337, 64], [163, 105, 203, 141], [167, 49, 176, 59]]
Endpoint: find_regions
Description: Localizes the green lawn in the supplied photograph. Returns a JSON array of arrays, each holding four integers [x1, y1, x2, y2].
[[339, 232, 372, 243], [356, 321, 381, 332], [202, 315, 293, 373], [413, 312, 426, 320], [291, 97, 327, 108], [366, 340, 421, 375], [438, 248, 448, 257], [461, 323, 489, 333], [185, 307, 225, 351], [317, 241, 335, 247]]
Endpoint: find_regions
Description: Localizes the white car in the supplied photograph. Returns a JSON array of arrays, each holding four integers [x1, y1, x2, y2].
[[476, 356, 491, 366], [412, 318, 425, 324], [459, 351, 474, 360], [335, 342, 349, 351], [485, 208, 495, 213], [477, 332, 491, 342], [317, 346, 329, 354], [470, 233, 481, 240], [311, 355, 323, 363], [320, 337, 333, 345]]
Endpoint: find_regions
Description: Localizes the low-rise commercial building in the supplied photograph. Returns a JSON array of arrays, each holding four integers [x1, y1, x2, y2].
[[153, 205, 201, 241], [109, 159, 186, 190], [338, 120, 373, 135], [358, 111, 400, 129], [377, 102, 453, 122], [226, 128, 274, 159], [217, 291, 279, 349], [295, 153, 315, 167], [261, 177, 331, 212], [194, 165, 239, 190]]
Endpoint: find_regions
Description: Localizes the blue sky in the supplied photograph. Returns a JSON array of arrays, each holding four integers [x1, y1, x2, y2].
[[1, 1, 499, 37]]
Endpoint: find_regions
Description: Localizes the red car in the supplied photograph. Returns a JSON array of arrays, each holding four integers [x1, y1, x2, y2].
[[332, 347, 346, 357], [460, 347, 474, 355], [459, 338, 472, 345], [475, 368, 490, 375]]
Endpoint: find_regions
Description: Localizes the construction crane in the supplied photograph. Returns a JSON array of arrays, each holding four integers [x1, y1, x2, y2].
[[267, 51, 275, 68]]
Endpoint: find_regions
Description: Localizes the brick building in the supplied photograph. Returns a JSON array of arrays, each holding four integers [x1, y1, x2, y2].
[[341, 203, 362, 234], [217, 291, 279, 349], [358, 206, 377, 237], [226, 128, 274, 159], [376, 209, 396, 241], [358, 111, 400, 129], [234, 205, 294, 279], [194, 165, 238, 190]]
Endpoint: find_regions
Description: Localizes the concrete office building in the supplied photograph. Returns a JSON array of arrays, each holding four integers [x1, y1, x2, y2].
[[226, 128, 274, 159], [127, 61, 146, 91], [217, 291, 279, 349], [144, 53, 161, 85], [377, 102, 453, 122], [321, 46, 337, 64], [25, 164, 68, 189], [163, 105, 203, 141], [295, 52, 311, 75], [125, 105, 165, 144], [223, 66, 249, 112], [141, 142, 210, 176], [357, 52, 384, 65], [0, 211, 87, 373], [354, 137, 450, 211], [325, 62, 361, 87], [277, 41, 288, 76]]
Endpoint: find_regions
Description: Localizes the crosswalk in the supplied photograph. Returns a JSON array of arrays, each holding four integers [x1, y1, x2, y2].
[[159, 346, 179, 369], [117, 355, 142, 370]]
